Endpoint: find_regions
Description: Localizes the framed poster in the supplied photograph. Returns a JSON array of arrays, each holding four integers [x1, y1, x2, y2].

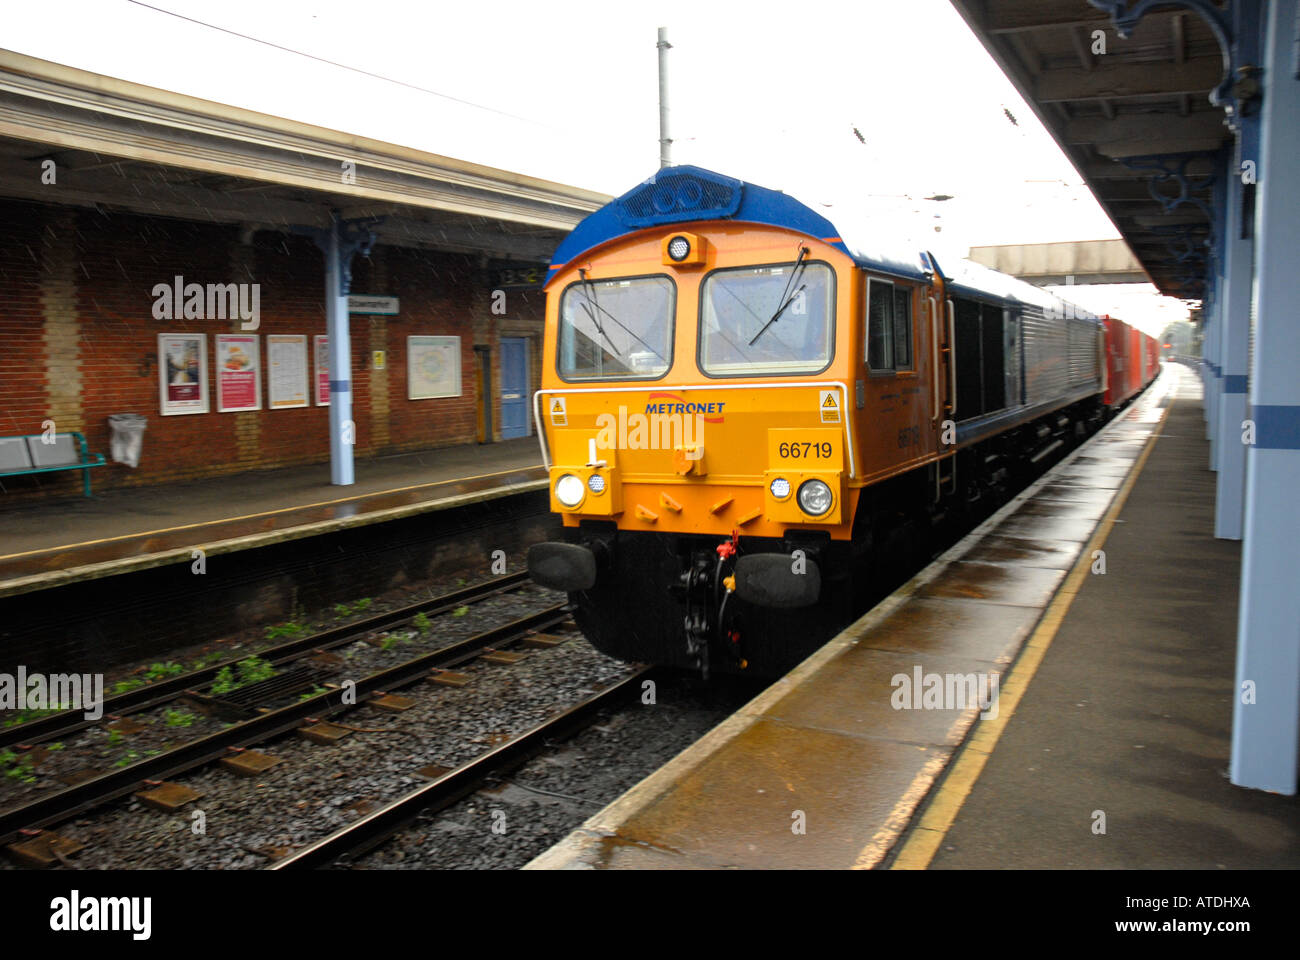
[[267, 334, 308, 409], [158, 333, 209, 416], [216, 334, 261, 412], [314, 335, 330, 407], [407, 336, 461, 400]]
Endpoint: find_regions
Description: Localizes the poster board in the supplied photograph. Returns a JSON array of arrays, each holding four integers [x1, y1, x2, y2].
[[216, 334, 262, 412], [314, 335, 330, 406], [267, 334, 308, 409], [407, 336, 461, 400], [158, 333, 208, 416]]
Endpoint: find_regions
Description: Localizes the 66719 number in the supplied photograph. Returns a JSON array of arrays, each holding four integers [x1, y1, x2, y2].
[[778, 441, 834, 459]]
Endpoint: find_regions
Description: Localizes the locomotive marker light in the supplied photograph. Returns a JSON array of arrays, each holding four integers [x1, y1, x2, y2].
[[587, 473, 607, 494], [661, 231, 707, 266], [797, 478, 834, 517], [554, 473, 585, 508], [769, 477, 792, 500]]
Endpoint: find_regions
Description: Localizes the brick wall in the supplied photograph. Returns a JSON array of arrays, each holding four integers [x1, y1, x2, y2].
[[0, 198, 545, 501], [0, 200, 46, 444]]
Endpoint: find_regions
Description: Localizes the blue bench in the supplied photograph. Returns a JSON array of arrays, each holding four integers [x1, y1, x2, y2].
[[0, 432, 107, 497]]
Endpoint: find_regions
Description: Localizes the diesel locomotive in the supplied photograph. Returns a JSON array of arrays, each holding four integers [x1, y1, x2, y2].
[[526, 165, 1158, 675]]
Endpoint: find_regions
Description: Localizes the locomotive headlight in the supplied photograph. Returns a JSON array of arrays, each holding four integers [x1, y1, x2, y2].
[[587, 473, 606, 494], [769, 477, 791, 500], [797, 479, 833, 517], [667, 235, 691, 262], [555, 473, 585, 508]]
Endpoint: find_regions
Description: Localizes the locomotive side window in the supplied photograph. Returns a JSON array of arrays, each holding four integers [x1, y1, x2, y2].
[[893, 287, 913, 370], [558, 275, 675, 381], [866, 278, 913, 372], [698, 261, 834, 377]]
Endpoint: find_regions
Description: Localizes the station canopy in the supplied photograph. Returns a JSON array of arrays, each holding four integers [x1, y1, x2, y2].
[[0, 50, 609, 262], [951, 0, 1234, 303]]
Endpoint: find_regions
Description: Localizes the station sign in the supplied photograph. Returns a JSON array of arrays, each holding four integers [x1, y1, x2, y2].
[[348, 295, 399, 315]]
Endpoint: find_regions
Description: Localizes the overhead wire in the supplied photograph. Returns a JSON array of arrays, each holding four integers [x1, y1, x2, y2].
[[123, 0, 550, 127]]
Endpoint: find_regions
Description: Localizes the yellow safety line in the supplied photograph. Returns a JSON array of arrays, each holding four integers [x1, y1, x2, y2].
[[0, 464, 542, 561], [885, 389, 1172, 870]]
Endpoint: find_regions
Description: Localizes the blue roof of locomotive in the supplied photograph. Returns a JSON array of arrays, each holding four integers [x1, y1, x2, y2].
[[545, 165, 854, 283], [546, 165, 1096, 320]]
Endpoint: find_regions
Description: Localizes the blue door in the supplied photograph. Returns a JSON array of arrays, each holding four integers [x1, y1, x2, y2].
[[500, 338, 529, 439]]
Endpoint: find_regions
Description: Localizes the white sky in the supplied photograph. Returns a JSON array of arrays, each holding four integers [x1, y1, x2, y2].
[[4, 0, 1185, 335]]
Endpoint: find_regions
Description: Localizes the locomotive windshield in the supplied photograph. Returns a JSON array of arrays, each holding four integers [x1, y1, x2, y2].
[[558, 274, 675, 380], [699, 262, 834, 376]]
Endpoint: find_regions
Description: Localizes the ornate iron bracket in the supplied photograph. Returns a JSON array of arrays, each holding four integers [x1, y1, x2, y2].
[[1087, 1, 1257, 124], [1118, 152, 1217, 222], [334, 217, 382, 297], [1146, 223, 1212, 298], [293, 215, 383, 296]]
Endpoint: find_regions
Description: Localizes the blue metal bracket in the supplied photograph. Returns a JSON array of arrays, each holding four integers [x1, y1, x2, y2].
[[1118, 152, 1217, 221], [1115, 151, 1220, 300], [1230, 1, 1266, 173], [1087, 1, 1261, 127], [292, 215, 383, 296], [334, 217, 381, 296], [1149, 222, 1211, 269]]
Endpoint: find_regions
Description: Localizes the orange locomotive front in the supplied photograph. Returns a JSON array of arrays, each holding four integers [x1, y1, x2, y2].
[[527, 166, 953, 675], [537, 223, 863, 539]]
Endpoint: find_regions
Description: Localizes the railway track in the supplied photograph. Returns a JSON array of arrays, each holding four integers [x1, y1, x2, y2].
[[0, 576, 567, 850], [270, 667, 654, 869], [0, 571, 533, 751]]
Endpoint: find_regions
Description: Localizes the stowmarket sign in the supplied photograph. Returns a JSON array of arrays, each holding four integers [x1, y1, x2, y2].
[[348, 295, 399, 315]]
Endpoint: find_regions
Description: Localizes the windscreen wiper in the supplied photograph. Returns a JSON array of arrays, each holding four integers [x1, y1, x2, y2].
[[749, 247, 809, 346], [578, 267, 621, 356], [577, 268, 668, 365]]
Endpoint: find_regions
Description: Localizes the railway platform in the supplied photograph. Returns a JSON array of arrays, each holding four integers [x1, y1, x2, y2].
[[528, 363, 1300, 869], [0, 438, 544, 598]]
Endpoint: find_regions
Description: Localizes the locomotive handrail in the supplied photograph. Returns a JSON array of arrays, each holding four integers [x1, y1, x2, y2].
[[945, 299, 958, 419], [928, 296, 940, 423]]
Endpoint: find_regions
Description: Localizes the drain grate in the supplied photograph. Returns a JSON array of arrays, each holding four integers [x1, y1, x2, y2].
[[214, 664, 337, 708]]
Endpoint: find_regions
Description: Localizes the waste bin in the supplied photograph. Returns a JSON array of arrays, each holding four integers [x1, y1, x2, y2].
[[108, 414, 147, 468]]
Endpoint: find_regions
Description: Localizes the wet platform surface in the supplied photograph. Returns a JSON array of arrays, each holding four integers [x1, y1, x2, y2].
[[920, 370, 1300, 869], [0, 438, 544, 595], [527, 364, 1288, 869]]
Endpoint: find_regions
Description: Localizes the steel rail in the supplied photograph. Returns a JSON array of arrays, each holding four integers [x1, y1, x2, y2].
[[269, 667, 653, 870], [0, 571, 532, 750], [0, 602, 568, 845]]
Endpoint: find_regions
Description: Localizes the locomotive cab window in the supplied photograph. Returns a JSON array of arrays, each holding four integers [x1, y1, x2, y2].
[[698, 261, 835, 377], [557, 275, 675, 381], [866, 278, 913, 373]]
